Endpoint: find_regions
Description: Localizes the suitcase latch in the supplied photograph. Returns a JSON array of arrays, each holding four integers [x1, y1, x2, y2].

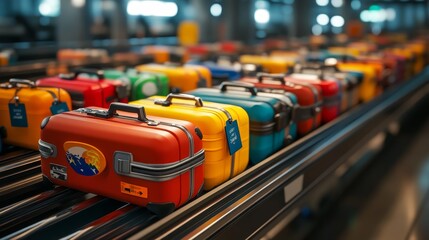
[[114, 151, 132, 174]]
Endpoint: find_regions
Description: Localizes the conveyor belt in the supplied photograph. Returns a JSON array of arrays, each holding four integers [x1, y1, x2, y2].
[[0, 68, 428, 239]]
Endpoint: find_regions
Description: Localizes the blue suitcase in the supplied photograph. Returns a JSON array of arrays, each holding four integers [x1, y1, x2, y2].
[[188, 82, 293, 164], [186, 61, 241, 86]]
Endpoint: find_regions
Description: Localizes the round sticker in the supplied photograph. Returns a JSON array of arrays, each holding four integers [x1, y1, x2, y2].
[[64, 141, 106, 176], [141, 82, 158, 96]]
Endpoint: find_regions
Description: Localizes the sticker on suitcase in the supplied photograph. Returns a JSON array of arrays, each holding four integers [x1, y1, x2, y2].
[[50, 163, 67, 181], [63, 141, 106, 176], [121, 181, 148, 198]]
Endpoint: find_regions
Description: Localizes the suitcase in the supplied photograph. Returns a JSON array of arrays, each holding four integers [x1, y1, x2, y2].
[[39, 103, 205, 215], [213, 83, 299, 143], [187, 82, 291, 164], [136, 64, 212, 93], [36, 69, 128, 109], [293, 64, 362, 112], [240, 55, 294, 73], [336, 63, 379, 103], [104, 69, 169, 100], [287, 73, 341, 123], [142, 46, 190, 64], [0, 79, 72, 150], [130, 94, 249, 190], [240, 73, 322, 136], [186, 61, 241, 86]]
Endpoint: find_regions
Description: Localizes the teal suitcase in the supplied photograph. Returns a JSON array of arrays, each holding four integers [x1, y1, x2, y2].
[[188, 82, 293, 164], [104, 69, 169, 100]]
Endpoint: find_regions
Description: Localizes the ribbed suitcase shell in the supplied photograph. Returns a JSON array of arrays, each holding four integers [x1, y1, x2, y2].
[[104, 69, 169, 100], [240, 74, 322, 136], [36, 70, 128, 109], [0, 80, 71, 150], [213, 84, 298, 142], [136, 64, 212, 93], [130, 94, 249, 190], [293, 64, 362, 112], [188, 83, 291, 164], [287, 73, 341, 123], [39, 103, 204, 215]]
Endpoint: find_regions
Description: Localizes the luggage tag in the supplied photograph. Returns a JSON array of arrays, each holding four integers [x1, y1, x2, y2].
[[225, 120, 242, 155], [8, 97, 28, 127], [50, 101, 69, 115]]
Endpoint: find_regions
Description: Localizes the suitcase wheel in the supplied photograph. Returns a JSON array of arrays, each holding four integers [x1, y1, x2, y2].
[[146, 202, 176, 217]]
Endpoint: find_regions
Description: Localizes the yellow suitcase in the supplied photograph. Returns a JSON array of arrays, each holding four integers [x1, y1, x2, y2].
[[0, 79, 71, 150], [337, 63, 379, 103], [240, 55, 294, 74], [136, 64, 212, 93], [130, 94, 250, 190]]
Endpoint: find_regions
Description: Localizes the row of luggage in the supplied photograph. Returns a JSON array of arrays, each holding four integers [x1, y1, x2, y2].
[[0, 39, 426, 215]]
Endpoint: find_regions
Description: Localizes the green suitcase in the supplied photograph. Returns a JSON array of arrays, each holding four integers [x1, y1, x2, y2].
[[104, 69, 169, 100]]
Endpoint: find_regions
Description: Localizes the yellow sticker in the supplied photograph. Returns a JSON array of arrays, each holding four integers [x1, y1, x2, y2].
[[121, 182, 148, 199]]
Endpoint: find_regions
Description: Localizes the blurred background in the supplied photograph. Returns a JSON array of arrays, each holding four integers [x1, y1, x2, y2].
[[0, 0, 427, 62]]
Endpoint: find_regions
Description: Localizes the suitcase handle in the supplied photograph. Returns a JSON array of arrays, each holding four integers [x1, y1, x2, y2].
[[155, 94, 204, 107], [108, 103, 149, 122], [9, 78, 36, 88], [220, 82, 257, 96], [256, 73, 286, 85], [60, 68, 104, 81]]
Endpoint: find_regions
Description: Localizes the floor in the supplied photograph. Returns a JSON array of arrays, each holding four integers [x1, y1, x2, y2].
[[309, 109, 429, 240]]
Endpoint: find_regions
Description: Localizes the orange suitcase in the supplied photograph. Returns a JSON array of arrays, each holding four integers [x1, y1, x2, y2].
[[0, 79, 71, 150], [39, 103, 204, 215]]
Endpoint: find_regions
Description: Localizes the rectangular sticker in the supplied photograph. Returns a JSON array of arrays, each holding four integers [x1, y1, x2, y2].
[[225, 120, 242, 155], [121, 182, 148, 199], [284, 175, 304, 203], [8, 103, 28, 127], [50, 164, 67, 181], [50, 102, 69, 115]]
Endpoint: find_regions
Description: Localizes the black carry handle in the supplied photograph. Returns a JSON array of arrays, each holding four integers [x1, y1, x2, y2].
[[219, 82, 258, 96], [256, 73, 286, 85], [154, 93, 204, 107], [60, 68, 105, 81], [9, 78, 36, 88], [108, 102, 149, 122]]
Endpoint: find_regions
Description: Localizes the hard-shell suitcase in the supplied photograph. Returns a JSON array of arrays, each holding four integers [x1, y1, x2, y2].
[[336, 63, 379, 102], [240, 55, 294, 74], [104, 69, 169, 100], [186, 61, 241, 85], [39, 103, 205, 215], [0, 79, 72, 150], [130, 94, 249, 190], [240, 73, 322, 136], [187, 82, 292, 164], [142, 46, 190, 64], [213, 83, 299, 142], [287, 73, 340, 123], [136, 64, 212, 93], [294, 64, 362, 112], [36, 69, 128, 109]]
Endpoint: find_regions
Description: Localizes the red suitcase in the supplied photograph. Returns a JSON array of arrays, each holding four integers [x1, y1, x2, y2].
[[240, 73, 322, 136], [36, 69, 128, 109], [287, 72, 341, 123], [39, 103, 205, 215]]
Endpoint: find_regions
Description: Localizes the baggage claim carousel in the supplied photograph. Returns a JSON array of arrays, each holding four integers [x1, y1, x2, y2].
[[1, 66, 429, 239]]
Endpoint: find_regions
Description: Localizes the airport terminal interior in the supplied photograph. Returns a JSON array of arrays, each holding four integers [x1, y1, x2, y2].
[[0, 0, 429, 239]]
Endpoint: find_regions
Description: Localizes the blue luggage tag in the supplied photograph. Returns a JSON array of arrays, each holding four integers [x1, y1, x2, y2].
[[8, 103, 28, 127], [50, 101, 69, 115], [225, 120, 242, 155]]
